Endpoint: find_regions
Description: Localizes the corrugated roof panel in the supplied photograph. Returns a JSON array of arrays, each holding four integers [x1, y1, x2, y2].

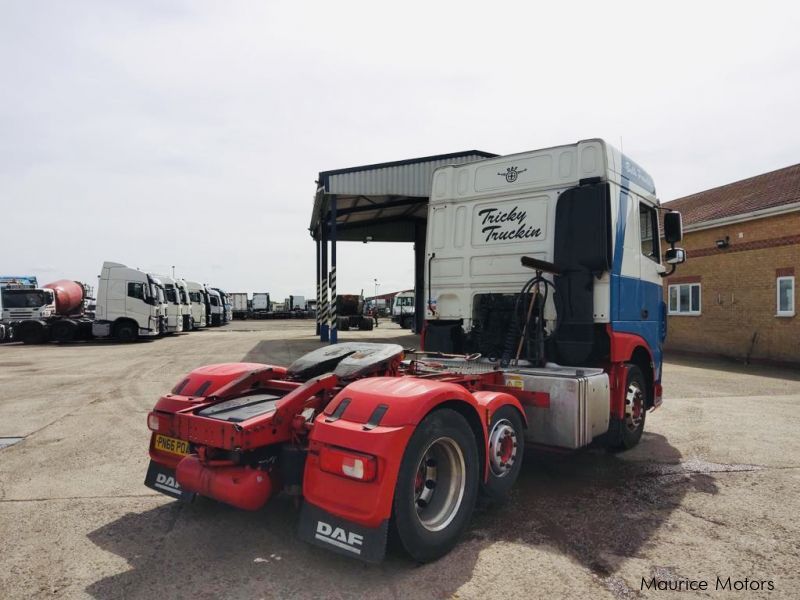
[[325, 153, 492, 197]]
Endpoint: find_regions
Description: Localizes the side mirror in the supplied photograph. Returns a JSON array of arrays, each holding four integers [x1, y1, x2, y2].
[[663, 211, 683, 244], [665, 247, 686, 265]]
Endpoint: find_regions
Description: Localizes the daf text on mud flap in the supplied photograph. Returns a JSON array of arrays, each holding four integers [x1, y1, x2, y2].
[[315, 521, 364, 555], [154, 472, 182, 495]]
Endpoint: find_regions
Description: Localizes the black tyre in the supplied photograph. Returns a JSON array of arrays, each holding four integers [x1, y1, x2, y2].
[[114, 321, 137, 342], [359, 318, 374, 331], [50, 321, 76, 343], [480, 405, 525, 503], [606, 364, 647, 450], [20, 324, 45, 344], [337, 317, 350, 331], [393, 408, 479, 563]]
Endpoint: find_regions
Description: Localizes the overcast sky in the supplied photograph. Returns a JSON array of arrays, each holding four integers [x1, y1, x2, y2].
[[2, 1, 798, 298]]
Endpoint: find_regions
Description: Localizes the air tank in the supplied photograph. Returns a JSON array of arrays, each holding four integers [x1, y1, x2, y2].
[[44, 280, 86, 316]]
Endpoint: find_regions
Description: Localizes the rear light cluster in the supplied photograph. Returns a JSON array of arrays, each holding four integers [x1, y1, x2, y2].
[[319, 446, 377, 482], [147, 411, 170, 433]]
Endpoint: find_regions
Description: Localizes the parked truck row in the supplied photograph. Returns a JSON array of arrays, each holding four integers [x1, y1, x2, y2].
[[228, 292, 315, 319], [0, 262, 232, 344]]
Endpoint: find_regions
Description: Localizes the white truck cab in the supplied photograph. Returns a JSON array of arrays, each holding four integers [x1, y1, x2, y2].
[[174, 279, 192, 331], [206, 286, 223, 326], [391, 291, 415, 329], [184, 280, 208, 329], [151, 274, 184, 334], [92, 262, 164, 341]]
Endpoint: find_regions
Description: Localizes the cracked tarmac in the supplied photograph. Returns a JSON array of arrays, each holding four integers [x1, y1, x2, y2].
[[1, 320, 799, 599]]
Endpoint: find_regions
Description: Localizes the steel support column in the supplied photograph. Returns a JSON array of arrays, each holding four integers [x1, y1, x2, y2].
[[414, 221, 426, 334], [315, 238, 321, 335], [329, 194, 338, 344], [320, 223, 329, 342]]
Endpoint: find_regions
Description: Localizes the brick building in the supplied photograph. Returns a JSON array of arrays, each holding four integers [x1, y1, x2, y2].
[[663, 163, 799, 365]]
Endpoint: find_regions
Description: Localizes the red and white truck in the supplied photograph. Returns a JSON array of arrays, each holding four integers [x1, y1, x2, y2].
[[144, 140, 686, 562]]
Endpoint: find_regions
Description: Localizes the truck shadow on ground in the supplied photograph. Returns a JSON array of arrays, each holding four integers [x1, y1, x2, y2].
[[85, 433, 714, 599], [85, 340, 717, 598]]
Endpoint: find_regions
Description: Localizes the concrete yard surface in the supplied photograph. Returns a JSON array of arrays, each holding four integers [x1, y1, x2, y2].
[[1, 320, 799, 599]]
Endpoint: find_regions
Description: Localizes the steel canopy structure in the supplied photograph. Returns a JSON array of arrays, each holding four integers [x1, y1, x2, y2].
[[310, 150, 496, 342]]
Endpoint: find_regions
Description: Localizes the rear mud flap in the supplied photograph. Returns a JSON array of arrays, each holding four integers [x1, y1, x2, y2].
[[298, 502, 388, 563], [144, 460, 196, 502]]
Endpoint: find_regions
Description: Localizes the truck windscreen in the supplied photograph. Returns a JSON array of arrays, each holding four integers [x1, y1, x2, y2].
[[165, 288, 178, 304], [1, 289, 50, 308]]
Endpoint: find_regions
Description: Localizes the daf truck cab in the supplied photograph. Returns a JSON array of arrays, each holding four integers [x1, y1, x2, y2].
[[184, 280, 208, 329], [92, 262, 164, 341], [174, 279, 192, 331], [151, 274, 184, 334], [391, 291, 415, 329], [206, 287, 223, 326]]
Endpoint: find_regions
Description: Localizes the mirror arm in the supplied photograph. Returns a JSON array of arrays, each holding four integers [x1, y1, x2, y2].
[[659, 263, 677, 278]]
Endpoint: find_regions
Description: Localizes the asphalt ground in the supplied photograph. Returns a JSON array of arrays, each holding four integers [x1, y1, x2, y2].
[[1, 320, 798, 599]]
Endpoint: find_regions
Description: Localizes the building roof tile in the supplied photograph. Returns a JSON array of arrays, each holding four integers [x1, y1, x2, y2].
[[664, 162, 800, 226]]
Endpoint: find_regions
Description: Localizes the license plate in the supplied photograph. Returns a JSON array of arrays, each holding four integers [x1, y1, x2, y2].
[[154, 434, 190, 456]]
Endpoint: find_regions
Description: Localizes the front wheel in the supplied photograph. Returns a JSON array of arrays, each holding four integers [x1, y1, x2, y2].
[[606, 364, 647, 450], [114, 321, 137, 342], [392, 408, 479, 563]]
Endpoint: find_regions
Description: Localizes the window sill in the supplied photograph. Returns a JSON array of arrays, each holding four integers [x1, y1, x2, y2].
[[667, 313, 702, 317], [775, 313, 795, 318]]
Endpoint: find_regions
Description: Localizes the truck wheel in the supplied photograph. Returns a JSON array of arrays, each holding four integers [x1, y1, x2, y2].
[[401, 316, 412, 329], [51, 321, 76, 343], [606, 364, 647, 451], [337, 317, 350, 331], [114, 321, 137, 342], [393, 408, 479, 563], [481, 405, 525, 503], [359, 318, 373, 331], [20, 324, 45, 344]]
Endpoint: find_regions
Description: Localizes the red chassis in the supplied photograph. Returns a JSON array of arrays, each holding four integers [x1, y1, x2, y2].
[[145, 343, 546, 562]]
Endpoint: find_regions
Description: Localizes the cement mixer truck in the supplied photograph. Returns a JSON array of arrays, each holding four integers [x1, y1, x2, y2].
[[8, 279, 94, 343]]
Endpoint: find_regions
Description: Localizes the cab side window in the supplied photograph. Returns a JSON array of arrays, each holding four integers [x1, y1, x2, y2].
[[127, 282, 145, 300], [639, 202, 660, 263]]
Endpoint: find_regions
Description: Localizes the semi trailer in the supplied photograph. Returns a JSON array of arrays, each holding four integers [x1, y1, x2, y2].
[[231, 293, 249, 319], [144, 139, 686, 563], [252, 293, 270, 318]]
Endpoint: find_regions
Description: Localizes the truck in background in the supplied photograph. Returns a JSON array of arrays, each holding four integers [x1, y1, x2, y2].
[[205, 287, 223, 326], [212, 288, 231, 324], [252, 293, 270, 318], [231, 293, 249, 319], [391, 291, 415, 329], [92, 262, 165, 341], [184, 280, 208, 329], [335, 293, 374, 331], [174, 279, 192, 331], [151, 274, 184, 334], [3, 280, 93, 343]]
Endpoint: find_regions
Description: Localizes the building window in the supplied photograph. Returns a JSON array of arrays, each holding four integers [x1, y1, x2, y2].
[[668, 283, 701, 315], [777, 276, 795, 317], [640, 202, 660, 263]]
